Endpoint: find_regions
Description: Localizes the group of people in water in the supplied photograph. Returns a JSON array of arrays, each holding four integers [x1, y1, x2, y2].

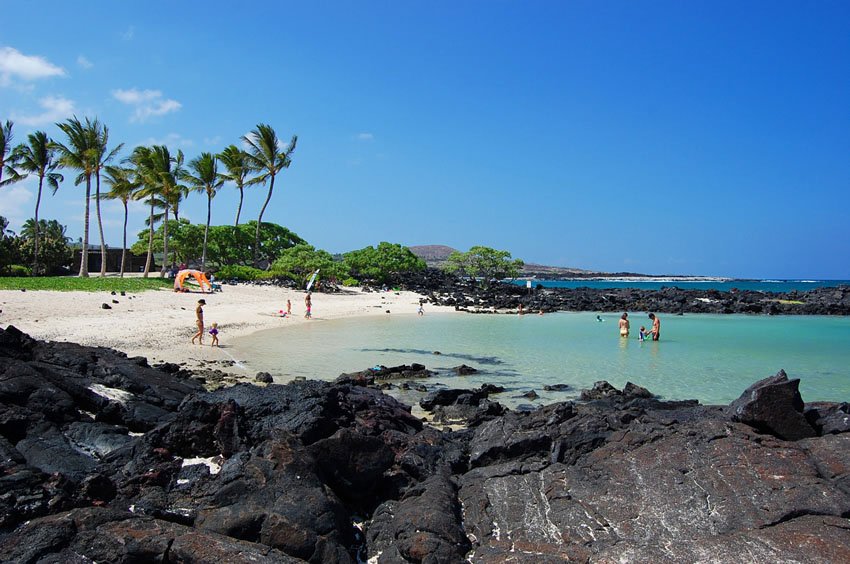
[[618, 312, 661, 341]]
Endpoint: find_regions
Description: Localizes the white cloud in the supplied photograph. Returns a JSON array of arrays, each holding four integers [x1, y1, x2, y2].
[[141, 133, 194, 149], [0, 183, 33, 233], [122, 26, 135, 41], [12, 95, 76, 126], [357, 132, 374, 141], [112, 88, 181, 123], [77, 55, 93, 69], [0, 46, 66, 86], [203, 135, 222, 147], [112, 88, 160, 104]]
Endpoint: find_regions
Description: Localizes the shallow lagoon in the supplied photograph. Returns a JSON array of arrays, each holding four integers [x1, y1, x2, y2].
[[231, 312, 850, 407]]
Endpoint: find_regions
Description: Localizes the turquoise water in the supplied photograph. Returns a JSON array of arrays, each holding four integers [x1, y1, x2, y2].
[[231, 313, 850, 407], [511, 279, 850, 292]]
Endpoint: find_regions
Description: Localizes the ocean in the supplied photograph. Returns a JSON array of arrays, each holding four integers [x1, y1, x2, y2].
[[231, 311, 850, 408], [510, 279, 850, 292]]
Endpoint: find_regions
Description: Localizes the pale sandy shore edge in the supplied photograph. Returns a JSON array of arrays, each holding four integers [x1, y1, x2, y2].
[[0, 284, 457, 377]]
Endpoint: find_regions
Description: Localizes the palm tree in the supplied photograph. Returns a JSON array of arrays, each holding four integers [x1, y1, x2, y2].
[[217, 145, 254, 227], [53, 116, 99, 277], [182, 152, 223, 271], [128, 145, 186, 277], [242, 124, 297, 265], [1, 120, 24, 187], [12, 131, 64, 274], [92, 122, 124, 276], [103, 165, 141, 277]]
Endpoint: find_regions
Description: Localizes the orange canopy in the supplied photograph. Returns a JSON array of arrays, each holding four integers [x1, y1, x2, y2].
[[174, 269, 211, 292]]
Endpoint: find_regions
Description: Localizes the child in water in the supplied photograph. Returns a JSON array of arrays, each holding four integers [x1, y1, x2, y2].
[[639, 326, 648, 342], [209, 322, 220, 347]]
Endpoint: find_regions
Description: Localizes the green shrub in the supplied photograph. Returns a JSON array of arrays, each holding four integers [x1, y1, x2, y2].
[[8, 265, 32, 277], [216, 265, 268, 281], [342, 277, 360, 287]]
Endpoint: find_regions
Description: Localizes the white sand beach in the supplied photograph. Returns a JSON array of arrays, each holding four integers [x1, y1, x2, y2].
[[0, 283, 455, 376]]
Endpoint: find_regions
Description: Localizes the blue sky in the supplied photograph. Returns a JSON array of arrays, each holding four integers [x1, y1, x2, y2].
[[1, 1, 848, 278]]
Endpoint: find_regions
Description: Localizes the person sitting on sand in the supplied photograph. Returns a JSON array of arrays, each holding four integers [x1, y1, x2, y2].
[[191, 299, 206, 345], [619, 312, 630, 337], [209, 322, 219, 347], [648, 313, 661, 341]]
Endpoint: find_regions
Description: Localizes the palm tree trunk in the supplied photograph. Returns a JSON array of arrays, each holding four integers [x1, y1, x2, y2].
[[143, 201, 154, 277], [254, 174, 275, 266], [34, 175, 43, 276], [120, 201, 128, 277], [235, 185, 243, 226], [79, 175, 91, 277], [95, 169, 107, 276], [160, 205, 169, 278], [202, 193, 211, 271]]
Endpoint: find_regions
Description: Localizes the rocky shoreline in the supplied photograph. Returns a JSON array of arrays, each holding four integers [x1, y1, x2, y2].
[[388, 269, 850, 315], [1, 325, 849, 562]]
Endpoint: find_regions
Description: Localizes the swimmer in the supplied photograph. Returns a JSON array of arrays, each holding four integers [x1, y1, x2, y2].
[[648, 313, 661, 341], [619, 312, 630, 337]]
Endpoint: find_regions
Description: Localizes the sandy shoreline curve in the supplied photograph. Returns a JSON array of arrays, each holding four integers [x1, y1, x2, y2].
[[0, 284, 456, 376]]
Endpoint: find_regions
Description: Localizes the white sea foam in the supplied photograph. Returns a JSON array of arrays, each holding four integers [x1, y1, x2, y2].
[[181, 456, 222, 475], [88, 384, 134, 405]]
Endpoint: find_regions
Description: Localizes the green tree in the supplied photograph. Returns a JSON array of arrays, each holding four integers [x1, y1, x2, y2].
[[53, 116, 100, 277], [243, 124, 297, 265], [18, 219, 71, 274], [271, 243, 346, 287], [217, 145, 253, 227], [130, 218, 205, 267], [130, 220, 304, 270], [444, 246, 524, 287], [92, 122, 123, 276], [0, 216, 22, 273], [12, 131, 64, 274], [103, 165, 142, 277], [182, 152, 223, 271], [206, 221, 304, 267], [205, 224, 254, 266], [344, 242, 426, 283], [1, 120, 25, 187]]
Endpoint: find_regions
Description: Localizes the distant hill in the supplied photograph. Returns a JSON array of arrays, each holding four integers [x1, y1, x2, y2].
[[408, 245, 458, 268], [408, 245, 595, 276], [520, 263, 595, 277]]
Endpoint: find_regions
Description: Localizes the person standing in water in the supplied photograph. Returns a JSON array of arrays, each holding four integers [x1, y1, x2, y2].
[[648, 313, 661, 341], [619, 312, 630, 337]]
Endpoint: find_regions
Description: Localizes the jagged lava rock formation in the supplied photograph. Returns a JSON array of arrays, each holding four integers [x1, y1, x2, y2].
[[1, 325, 849, 562]]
